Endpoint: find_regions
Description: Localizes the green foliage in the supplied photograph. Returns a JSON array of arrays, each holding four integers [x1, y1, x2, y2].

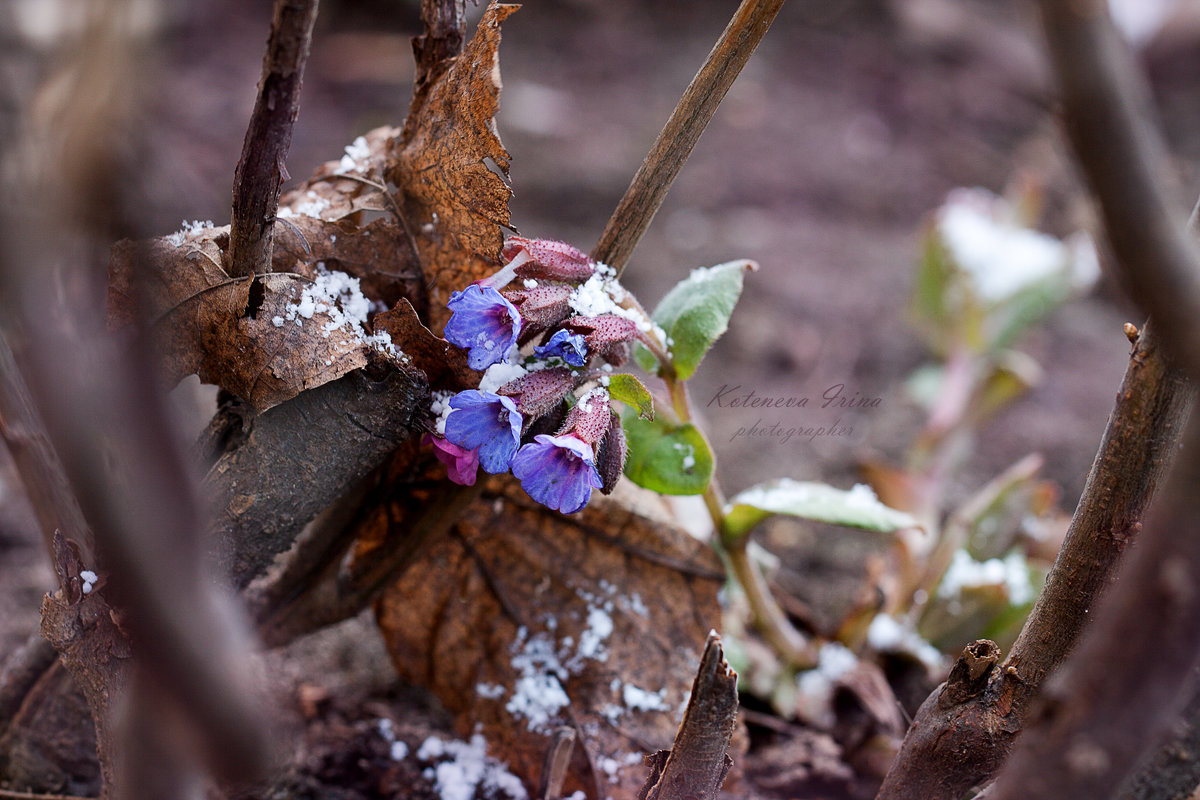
[[605, 373, 654, 420], [724, 478, 918, 539], [637, 259, 753, 379], [621, 408, 714, 495]]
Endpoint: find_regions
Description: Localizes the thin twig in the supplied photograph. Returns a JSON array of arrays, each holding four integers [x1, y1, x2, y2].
[[592, 0, 785, 275], [0, 332, 92, 562], [228, 0, 320, 277]]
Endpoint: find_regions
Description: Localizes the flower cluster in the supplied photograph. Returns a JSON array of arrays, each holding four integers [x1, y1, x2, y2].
[[427, 238, 644, 513]]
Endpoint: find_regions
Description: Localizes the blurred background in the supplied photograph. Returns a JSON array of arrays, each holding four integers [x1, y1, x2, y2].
[[3, 0, 1200, 792]]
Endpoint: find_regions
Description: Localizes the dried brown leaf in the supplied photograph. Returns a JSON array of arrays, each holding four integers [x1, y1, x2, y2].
[[386, 2, 518, 331], [374, 477, 724, 799], [107, 211, 427, 412], [373, 299, 478, 390]]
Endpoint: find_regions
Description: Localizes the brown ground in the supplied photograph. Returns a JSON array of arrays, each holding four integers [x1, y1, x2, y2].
[[4, 0, 1200, 797]]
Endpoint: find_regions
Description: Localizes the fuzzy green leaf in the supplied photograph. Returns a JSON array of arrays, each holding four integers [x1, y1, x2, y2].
[[621, 410, 713, 495], [651, 260, 754, 380], [606, 374, 654, 420], [724, 479, 918, 538]]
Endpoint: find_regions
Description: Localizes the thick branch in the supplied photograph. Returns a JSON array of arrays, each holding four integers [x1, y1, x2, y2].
[[875, 321, 1193, 800], [1004, 321, 1191, 706], [0, 334, 92, 559], [1117, 667, 1200, 800], [207, 359, 427, 588], [592, 0, 784, 275], [228, 0, 320, 278], [402, 0, 466, 141], [981, 1, 1200, 798]]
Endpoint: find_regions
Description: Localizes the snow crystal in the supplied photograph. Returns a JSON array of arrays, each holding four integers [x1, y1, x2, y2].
[[503, 590, 619, 731], [476, 682, 506, 700], [338, 135, 371, 173], [165, 219, 214, 247], [417, 734, 528, 800], [478, 361, 529, 394], [938, 549, 1035, 606], [506, 629, 572, 731], [278, 190, 332, 220], [576, 607, 613, 661], [567, 273, 659, 336], [281, 267, 402, 359], [795, 642, 859, 727], [80, 569, 97, 595], [430, 391, 456, 435], [866, 614, 944, 669], [622, 683, 667, 712], [523, 279, 539, 289]]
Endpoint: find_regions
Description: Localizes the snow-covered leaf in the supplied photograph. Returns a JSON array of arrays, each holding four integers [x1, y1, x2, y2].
[[723, 479, 918, 538], [372, 476, 724, 800], [648, 260, 754, 380]]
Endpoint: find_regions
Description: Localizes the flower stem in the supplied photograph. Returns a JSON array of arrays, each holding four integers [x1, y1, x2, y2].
[[661, 357, 817, 667]]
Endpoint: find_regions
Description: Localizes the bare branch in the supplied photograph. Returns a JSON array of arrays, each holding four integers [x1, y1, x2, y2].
[[0, 334, 92, 561], [228, 0, 320, 278], [876, 320, 1193, 800], [979, 1, 1200, 797], [592, 0, 785, 275]]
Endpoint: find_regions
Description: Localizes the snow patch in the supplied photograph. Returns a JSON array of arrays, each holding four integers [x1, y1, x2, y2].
[[165, 219, 213, 247], [417, 734, 528, 800], [938, 549, 1035, 606], [936, 189, 1099, 302], [866, 614, 944, 669]]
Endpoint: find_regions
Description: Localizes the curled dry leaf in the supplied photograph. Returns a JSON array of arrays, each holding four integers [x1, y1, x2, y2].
[[386, 2, 519, 330], [373, 477, 725, 800], [373, 299, 479, 390], [107, 212, 422, 412]]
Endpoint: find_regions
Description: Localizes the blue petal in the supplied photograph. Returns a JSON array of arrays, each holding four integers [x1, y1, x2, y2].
[[511, 434, 601, 514], [534, 330, 588, 367], [444, 285, 522, 370], [444, 391, 522, 474]]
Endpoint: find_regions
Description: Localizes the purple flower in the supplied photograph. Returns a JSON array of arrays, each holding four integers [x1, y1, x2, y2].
[[424, 434, 479, 486], [444, 391, 522, 474], [510, 434, 603, 514], [445, 285, 522, 370], [534, 330, 588, 367]]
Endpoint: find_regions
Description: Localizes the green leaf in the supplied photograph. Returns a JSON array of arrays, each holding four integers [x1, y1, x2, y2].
[[723, 479, 918, 538], [633, 341, 659, 375], [605, 374, 654, 420], [621, 409, 714, 495], [650, 260, 754, 381]]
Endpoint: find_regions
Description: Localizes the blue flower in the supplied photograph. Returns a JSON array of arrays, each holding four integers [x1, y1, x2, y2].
[[510, 434, 603, 514], [444, 391, 522, 474], [534, 330, 588, 367], [444, 285, 522, 370]]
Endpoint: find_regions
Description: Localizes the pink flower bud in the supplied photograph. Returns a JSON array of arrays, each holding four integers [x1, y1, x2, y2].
[[495, 367, 576, 420], [595, 410, 626, 495], [563, 314, 640, 365], [502, 283, 573, 337], [502, 237, 598, 283], [559, 388, 611, 447]]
